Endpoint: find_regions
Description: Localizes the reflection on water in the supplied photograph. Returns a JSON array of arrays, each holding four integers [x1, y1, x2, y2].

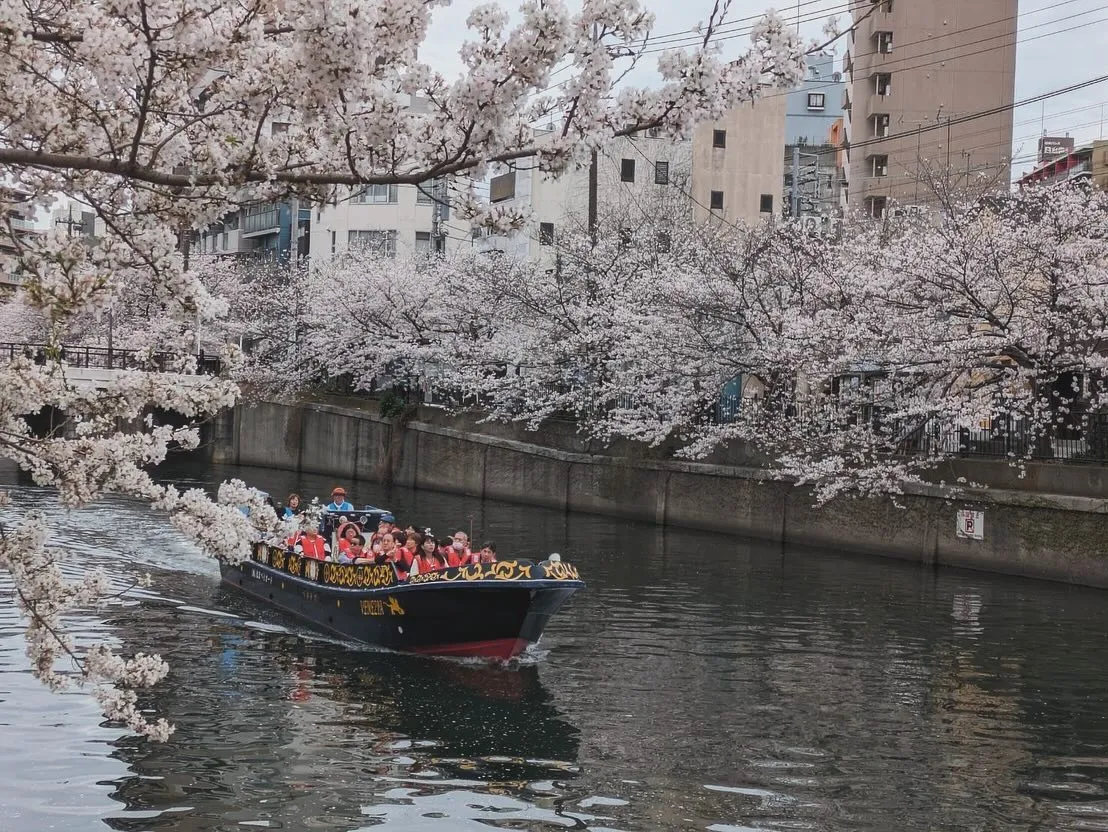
[[3, 461, 1108, 830]]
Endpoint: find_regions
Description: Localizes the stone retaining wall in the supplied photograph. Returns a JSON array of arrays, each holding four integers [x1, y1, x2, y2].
[[225, 398, 1108, 588]]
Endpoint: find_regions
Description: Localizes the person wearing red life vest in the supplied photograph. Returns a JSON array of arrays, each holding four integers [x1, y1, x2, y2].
[[336, 522, 363, 558], [411, 533, 448, 576], [377, 532, 413, 580], [293, 527, 331, 561], [446, 530, 475, 567]]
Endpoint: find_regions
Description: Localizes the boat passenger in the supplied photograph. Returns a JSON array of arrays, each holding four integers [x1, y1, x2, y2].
[[336, 522, 363, 556], [325, 487, 354, 512], [446, 530, 474, 567], [411, 534, 448, 575], [369, 518, 393, 552], [282, 493, 302, 519], [403, 533, 420, 560], [337, 535, 368, 564], [377, 532, 413, 580], [478, 542, 498, 564], [293, 527, 331, 561]]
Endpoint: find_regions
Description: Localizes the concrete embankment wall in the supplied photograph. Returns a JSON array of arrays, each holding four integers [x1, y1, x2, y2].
[[220, 398, 1108, 588]]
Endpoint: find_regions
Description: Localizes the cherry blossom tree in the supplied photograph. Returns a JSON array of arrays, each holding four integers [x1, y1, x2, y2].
[[0, 0, 814, 738]]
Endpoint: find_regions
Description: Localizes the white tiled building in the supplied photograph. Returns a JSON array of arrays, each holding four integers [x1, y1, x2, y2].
[[473, 96, 788, 261], [308, 178, 469, 263]]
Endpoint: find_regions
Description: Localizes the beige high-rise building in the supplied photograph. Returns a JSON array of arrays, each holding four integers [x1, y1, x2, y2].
[[842, 0, 1017, 216]]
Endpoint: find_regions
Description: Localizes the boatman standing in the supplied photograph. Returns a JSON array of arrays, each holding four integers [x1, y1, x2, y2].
[[326, 487, 354, 512]]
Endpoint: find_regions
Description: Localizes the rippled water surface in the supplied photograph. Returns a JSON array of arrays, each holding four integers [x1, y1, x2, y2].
[[4, 459, 1108, 831]]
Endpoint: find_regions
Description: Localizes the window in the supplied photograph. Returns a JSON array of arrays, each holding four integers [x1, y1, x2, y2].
[[352, 184, 398, 204], [710, 190, 724, 211], [221, 231, 228, 250], [539, 222, 555, 246], [712, 129, 727, 148], [654, 160, 670, 185], [225, 212, 239, 230], [244, 203, 279, 233], [807, 93, 826, 111], [876, 31, 893, 54], [416, 178, 445, 205], [866, 196, 888, 218], [330, 230, 336, 254], [415, 231, 432, 253], [656, 231, 671, 253], [759, 194, 774, 214], [271, 121, 289, 136], [875, 73, 891, 96], [871, 155, 889, 177], [348, 229, 397, 256], [490, 171, 516, 202], [874, 114, 890, 138], [620, 158, 636, 182]]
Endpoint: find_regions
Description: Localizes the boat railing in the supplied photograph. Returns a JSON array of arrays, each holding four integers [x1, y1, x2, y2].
[[248, 543, 581, 588]]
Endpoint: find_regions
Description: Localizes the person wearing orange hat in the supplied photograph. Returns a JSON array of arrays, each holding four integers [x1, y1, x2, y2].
[[325, 486, 353, 512]]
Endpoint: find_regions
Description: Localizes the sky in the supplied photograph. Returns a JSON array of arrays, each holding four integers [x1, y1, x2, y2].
[[419, 0, 1108, 181]]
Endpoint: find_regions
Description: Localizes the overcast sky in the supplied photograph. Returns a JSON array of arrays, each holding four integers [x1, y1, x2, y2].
[[421, 0, 1108, 180]]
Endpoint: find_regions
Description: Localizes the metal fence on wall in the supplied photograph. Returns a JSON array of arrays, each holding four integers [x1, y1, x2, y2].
[[0, 343, 223, 375]]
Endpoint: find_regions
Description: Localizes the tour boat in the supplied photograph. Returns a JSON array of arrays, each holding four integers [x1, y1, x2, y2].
[[219, 508, 584, 660]]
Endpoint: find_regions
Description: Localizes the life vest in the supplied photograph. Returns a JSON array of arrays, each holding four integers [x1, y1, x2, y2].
[[381, 547, 412, 580], [412, 554, 444, 575], [446, 547, 473, 568], [296, 534, 329, 561]]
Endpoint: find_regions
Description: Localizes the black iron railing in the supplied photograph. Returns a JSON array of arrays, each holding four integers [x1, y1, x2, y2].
[[0, 343, 222, 375]]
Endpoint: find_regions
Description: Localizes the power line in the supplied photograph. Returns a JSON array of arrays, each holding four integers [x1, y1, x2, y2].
[[845, 73, 1108, 159], [647, 0, 1096, 57], [760, 1, 1106, 102], [527, 0, 881, 105]]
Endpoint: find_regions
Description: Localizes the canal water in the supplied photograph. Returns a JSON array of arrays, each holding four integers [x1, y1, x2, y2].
[[3, 460, 1108, 831]]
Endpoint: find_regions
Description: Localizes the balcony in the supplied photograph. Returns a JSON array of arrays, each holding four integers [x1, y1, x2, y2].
[[866, 91, 898, 120], [6, 217, 37, 233], [242, 206, 280, 237]]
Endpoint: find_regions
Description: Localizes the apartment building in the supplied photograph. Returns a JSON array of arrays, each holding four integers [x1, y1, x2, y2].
[[476, 97, 786, 259], [842, 0, 1017, 216], [690, 95, 788, 224], [1, 190, 43, 288], [1016, 141, 1108, 190], [474, 130, 695, 261], [309, 179, 469, 264], [782, 52, 846, 218]]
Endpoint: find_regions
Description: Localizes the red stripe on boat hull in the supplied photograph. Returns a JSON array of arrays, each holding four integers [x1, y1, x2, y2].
[[411, 637, 530, 660]]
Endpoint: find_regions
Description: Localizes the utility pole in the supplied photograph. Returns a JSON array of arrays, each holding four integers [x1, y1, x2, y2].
[[791, 145, 801, 218], [914, 124, 922, 204], [587, 22, 599, 247], [946, 118, 952, 174], [288, 196, 299, 270]]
